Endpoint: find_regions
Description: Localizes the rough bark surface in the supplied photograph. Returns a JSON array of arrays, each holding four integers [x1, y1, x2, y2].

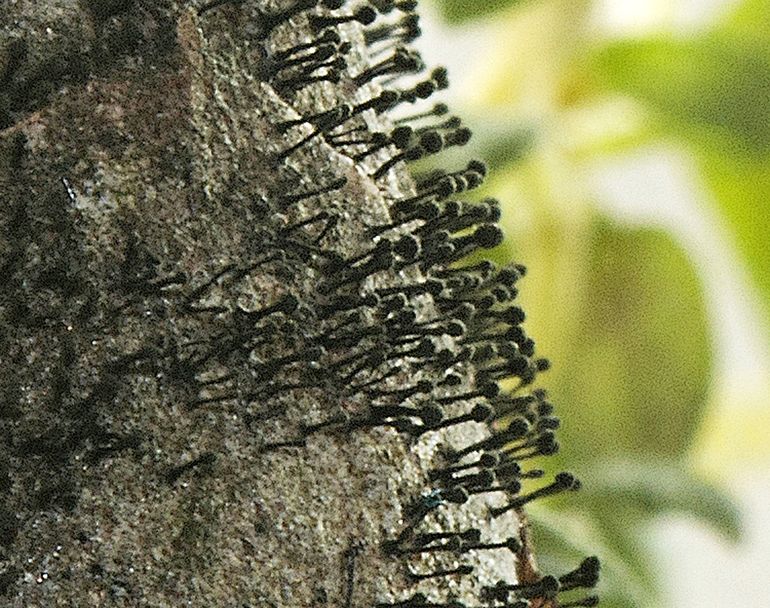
[[0, 1, 594, 607]]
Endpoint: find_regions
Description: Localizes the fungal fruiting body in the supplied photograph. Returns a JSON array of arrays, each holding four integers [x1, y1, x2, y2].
[[0, 0, 599, 606]]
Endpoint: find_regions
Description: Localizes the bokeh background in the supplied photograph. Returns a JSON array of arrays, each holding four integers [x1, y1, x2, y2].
[[411, 0, 770, 606]]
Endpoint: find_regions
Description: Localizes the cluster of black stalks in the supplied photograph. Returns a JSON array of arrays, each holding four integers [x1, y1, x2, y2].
[[0, 0, 601, 605]]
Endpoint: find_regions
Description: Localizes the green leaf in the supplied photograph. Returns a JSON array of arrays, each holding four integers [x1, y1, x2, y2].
[[433, 0, 528, 23], [527, 459, 740, 607], [546, 218, 713, 461], [527, 507, 656, 608], [587, 23, 770, 325], [578, 458, 742, 543], [590, 36, 770, 157], [723, 0, 770, 49], [478, 122, 537, 171], [696, 149, 770, 328]]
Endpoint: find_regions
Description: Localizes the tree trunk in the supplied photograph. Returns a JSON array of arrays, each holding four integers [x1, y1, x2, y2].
[[0, 1, 594, 606]]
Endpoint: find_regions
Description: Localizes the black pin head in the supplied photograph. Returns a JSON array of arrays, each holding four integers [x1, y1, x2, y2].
[[502, 306, 526, 325], [356, 5, 378, 25], [418, 405, 443, 427], [413, 80, 437, 99], [394, 235, 419, 260], [440, 373, 462, 387], [446, 300, 472, 321], [469, 403, 493, 423], [416, 379, 434, 394], [448, 127, 472, 147], [478, 382, 500, 399], [519, 337, 536, 357], [536, 434, 560, 457], [419, 130, 444, 154], [432, 66, 449, 89], [537, 575, 561, 598], [375, 90, 400, 112], [478, 452, 500, 468], [554, 471, 579, 490], [391, 126, 414, 149], [445, 320, 466, 337], [473, 224, 504, 249], [441, 486, 469, 505], [507, 417, 531, 439], [464, 170, 485, 192], [537, 416, 561, 431], [412, 338, 436, 358], [560, 556, 601, 590], [433, 177, 456, 200], [381, 293, 408, 313]]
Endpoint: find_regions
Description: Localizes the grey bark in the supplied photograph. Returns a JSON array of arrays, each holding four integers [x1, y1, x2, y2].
[[0, 1, 546, 607]]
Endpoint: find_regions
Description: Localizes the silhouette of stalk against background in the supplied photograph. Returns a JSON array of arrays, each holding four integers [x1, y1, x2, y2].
[[0, 1, 599, 606]]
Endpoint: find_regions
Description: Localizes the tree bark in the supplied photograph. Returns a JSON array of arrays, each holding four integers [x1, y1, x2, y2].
[[0, 1, 591, 607]]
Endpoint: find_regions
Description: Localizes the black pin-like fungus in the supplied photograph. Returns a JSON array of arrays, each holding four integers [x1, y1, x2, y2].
[[0, 0, 601, 605]]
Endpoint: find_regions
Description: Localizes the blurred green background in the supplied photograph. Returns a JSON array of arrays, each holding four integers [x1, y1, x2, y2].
[[414, 0, 770, 606]]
